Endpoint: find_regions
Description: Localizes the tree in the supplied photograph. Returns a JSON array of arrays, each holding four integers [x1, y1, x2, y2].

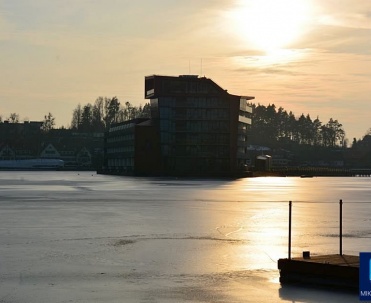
[[265, 104, 278, 143], [42, 112, 55, 133], [71, 104, 82, 130], [276, 107, 289, 139], [80, 104, 93, 131], [250, 103, 278, 146], [104, 97, 120, 129], [325, 118, 345, 147], [92, 97, 105, 131], [320, 125, 331, 147], [8, 113, 19, 123], [312, 117, 322, 146], [124, 101, 138, 120], [69, 97, 152, 132], [139, 103, 151, 118], [287, 111, 297, 142], [297, 114, 308, 144]]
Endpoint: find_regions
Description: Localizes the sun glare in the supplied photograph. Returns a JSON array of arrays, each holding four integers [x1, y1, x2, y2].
[[232, 48, 306, 68], [231, 0, 312, 53]]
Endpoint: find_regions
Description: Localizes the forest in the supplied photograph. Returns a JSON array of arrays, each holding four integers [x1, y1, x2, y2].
[[249, 103, 346, 148]]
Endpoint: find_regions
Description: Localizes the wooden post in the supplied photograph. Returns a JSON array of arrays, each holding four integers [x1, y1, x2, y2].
[[340, 199, 343, 256], [289, 201, 292, 260]]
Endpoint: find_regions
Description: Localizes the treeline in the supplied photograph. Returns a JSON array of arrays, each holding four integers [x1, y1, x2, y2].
[[249, 104, 346, 148], [70, 97, 151, 132], [0, 97, 151, 133], [0, 98, 358, 150]]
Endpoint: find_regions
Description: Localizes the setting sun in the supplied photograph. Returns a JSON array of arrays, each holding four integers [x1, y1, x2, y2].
[[230, 0, 312, 52]]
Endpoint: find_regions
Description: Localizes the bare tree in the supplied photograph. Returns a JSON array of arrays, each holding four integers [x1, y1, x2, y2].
[[42, 112, 56, 133], [71, 104, 82, 130], [8, 113, 19, 123]]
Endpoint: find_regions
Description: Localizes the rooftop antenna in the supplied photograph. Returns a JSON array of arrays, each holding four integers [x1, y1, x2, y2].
[[200, 58, 203, 76], [189, 59, 191, 74]]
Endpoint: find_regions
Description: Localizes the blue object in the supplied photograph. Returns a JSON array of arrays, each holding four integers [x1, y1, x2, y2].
[[360, 253, 371, 300]]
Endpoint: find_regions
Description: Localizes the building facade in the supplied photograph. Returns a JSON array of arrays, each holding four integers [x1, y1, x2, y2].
[[145, 75, 253, 176], [102, 75, 253, 177], [103, 118, 161, 174]]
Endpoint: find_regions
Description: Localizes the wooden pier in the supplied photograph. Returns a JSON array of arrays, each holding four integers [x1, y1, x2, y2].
[[278, 254, 359, 290], [278, 201, 359, 290]]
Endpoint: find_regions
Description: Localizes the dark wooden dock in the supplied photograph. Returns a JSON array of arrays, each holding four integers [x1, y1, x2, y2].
[[278, 254, 359, 290]]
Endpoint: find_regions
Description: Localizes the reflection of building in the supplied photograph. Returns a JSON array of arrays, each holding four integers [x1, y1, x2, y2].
[[103, 75, 254, 177]]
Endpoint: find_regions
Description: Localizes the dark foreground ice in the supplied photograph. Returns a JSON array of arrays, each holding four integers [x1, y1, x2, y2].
[[0, 172, 365, 302]]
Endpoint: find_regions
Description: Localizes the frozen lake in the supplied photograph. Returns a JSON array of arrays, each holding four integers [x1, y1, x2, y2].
[[0, 171, 370, 302]]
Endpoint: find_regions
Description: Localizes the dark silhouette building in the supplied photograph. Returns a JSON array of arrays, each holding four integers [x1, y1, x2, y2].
[[102, 75, 254, 177], [103, 118, 161, 174]]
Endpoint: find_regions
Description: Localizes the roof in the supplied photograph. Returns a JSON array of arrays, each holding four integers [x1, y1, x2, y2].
[[145, 74, 254, 100]]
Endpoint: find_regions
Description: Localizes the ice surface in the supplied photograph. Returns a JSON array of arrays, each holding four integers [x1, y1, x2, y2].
[[0, 172, 366, 302]]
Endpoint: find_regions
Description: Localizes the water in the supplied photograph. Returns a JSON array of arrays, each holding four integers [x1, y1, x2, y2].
[[0, 172, 370, 302]]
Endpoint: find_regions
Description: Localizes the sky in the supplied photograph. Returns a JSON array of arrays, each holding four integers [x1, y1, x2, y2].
[[1, 0, 371, 141]]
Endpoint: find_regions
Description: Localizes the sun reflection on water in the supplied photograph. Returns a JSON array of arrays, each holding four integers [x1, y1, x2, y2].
[[201, 177, 353, 278]]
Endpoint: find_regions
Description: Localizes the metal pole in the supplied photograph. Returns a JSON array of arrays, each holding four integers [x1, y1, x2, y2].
[[289, 201, 292, 260], [340, 199, 343, 255]]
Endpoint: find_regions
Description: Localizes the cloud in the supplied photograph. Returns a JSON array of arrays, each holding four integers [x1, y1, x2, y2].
[[294, 25, 371, 55], [314, 0, 371, 28]]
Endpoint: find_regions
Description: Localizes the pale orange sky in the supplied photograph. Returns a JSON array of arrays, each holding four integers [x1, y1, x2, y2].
[[1, 0, 371, 141]]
